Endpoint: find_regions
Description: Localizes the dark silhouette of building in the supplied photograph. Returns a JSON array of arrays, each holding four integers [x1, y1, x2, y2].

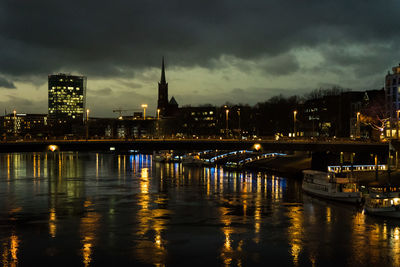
[[87, 117, 156, 139], [48, 73, 87, 122], [157, 57, 169, 117], [385, 64, 400, 138], [178, 106, 218, 137], [168, 96, 179, 117], [157, 57, 178, 117], [0, 113, 48, 139], [301, 89, 384, 138]]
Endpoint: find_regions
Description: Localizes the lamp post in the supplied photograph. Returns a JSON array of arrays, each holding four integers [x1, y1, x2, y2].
[[225, 108, 229, 136], [293, 110, 297, 138], [356, 112, 360, 138], [237, 108, 241, 137], [397, 110, 400, 139], [13, 109, 16, 136], [141, 104, 148, 120], [157, 108, 160, 137], [86, 109, 90, 140]]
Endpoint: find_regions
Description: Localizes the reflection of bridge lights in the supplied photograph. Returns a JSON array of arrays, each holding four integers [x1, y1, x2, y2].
[[155, 233, 162, 248], [49, 208, 56, 238], [141, 168, 149, 179], [10, 233, 19, 262]]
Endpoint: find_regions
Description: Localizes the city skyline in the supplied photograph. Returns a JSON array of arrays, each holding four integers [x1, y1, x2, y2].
[[1, 1, 400, 117]]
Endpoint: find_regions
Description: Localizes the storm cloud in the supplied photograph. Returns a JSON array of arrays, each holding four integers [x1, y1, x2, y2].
[[0, 76, 15, 89], [0, 0, 399, 115]]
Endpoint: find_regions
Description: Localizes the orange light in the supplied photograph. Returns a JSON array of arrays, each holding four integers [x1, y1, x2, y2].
[[48, 145, 58, 152]]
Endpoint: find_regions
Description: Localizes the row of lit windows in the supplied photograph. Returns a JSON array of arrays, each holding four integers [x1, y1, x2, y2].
[[49, 105, 83, 109], [49, 92, 82, 98], [190, 111, 214, 116], [50, 91, 83, 96], [49, 108, 83, 112], [183, 123, 216, 127], [193, 117, 215, 121], [51, 86, 81, 90], [50, 107, 84, 111], [49, 100, 83, 103]]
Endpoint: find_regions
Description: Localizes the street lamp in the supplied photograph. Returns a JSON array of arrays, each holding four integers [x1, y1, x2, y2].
[[356, 112, 360, 138], [237, 108, 241, 137], [293, 110, 297, 138], [141, 104, 148, 120], [13, 109, 16, 136], [225, 108, 229, 135], [156, 108, 161, 137], [397, 110, 400, 139], [86, 109, 90, 140]]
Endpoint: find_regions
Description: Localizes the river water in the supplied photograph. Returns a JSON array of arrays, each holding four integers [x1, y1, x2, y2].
[[0, 152, 399, 266]]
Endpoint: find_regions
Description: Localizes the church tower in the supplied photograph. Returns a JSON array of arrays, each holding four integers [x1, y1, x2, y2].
[[157, 57, 169, 117]]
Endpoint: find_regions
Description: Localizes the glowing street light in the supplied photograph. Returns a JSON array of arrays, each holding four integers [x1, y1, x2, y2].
[[293, 110, 297, 138], [141, 104, 148, 120], [13, 109, 17, 136], [356, 112, 360, 138], [237, 108, 241, 136], [225, 108, 229, 134], [86, 109, 90, 140], [397, 110, 400, 139], [156, 108, 161, 137]]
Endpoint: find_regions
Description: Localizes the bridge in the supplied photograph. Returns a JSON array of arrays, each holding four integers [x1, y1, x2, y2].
[[0, 139, 389, 154]]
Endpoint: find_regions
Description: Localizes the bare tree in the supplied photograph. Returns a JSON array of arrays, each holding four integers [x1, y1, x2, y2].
[[360, 93, 388, 131], [305, 86, 348, 100]]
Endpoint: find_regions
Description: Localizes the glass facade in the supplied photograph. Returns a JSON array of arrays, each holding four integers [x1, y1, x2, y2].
[[48, 74, 86, 121]]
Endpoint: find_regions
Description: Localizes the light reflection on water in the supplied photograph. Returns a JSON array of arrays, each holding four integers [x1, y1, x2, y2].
[[0, 152, 399, 266]]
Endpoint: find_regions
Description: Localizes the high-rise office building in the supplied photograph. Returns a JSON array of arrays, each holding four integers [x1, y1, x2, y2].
[[48, 73, 87, 122]]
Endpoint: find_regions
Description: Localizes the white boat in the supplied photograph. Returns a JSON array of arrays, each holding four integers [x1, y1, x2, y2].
[[364, 189, 400, 218], [302, 170, 362, 203]]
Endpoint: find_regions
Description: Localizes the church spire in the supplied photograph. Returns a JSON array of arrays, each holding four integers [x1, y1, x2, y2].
[[161, 56, 166, 84]]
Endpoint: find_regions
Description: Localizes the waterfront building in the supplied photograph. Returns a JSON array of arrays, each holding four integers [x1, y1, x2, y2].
[[0, 113, 48, 139], [385, 64, 400, 137], [85, 117, 156, 139], [48, 73, 87, 122], [300, 89, 383, 139], [179, 106, 217, 137]]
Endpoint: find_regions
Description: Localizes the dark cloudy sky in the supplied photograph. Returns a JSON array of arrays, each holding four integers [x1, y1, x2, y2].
[[1, 0, 399, 117]]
